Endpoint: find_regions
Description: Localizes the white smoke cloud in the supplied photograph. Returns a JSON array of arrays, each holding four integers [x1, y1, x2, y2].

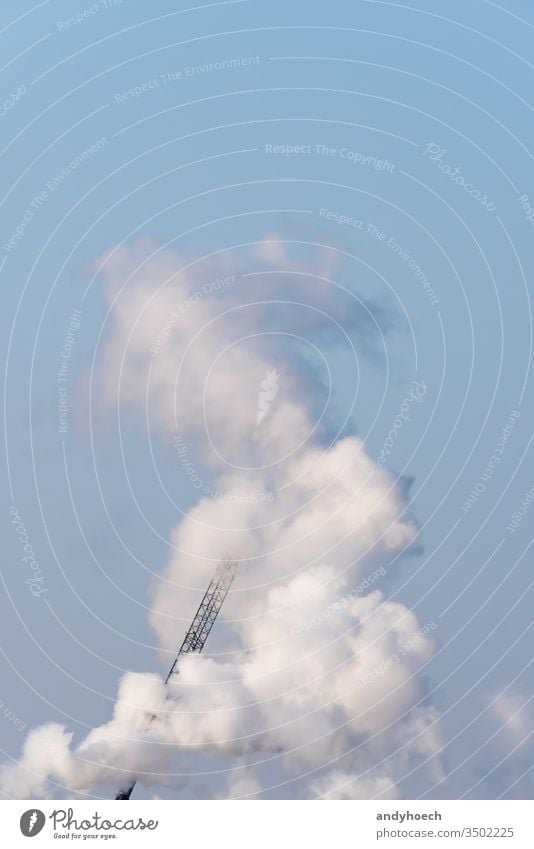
[[224, 771, 262, 800], [1, 240, 443, 799], [492, 692, 532, 747], [0, 674, 171, 799], [309, 770, 400, 800]]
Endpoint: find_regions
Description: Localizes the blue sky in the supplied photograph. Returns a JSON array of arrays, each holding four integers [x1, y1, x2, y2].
[[1, 0, 534, 799]]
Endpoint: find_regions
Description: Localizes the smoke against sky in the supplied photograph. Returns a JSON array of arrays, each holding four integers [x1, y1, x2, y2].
[[1, 242, 442, 799], [1, 0, 533, 808]]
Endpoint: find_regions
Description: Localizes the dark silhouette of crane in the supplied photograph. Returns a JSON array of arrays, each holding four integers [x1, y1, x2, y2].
[[114, 558, 238, 800]]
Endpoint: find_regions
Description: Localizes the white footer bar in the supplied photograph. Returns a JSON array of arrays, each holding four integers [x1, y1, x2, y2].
[[3, 800, 533, 848]]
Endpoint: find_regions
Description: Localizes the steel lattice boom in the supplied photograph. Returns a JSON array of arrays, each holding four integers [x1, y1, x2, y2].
[[114, 558, 238, 800], [165, 558, 238, 681]]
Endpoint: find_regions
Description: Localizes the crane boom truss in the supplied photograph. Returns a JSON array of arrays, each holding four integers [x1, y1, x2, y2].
[[114, 558, 238, 800]]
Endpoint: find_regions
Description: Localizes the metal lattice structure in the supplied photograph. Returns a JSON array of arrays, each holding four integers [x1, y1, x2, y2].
[[115, 558, 238, 800], [165, 558, 238, 682]]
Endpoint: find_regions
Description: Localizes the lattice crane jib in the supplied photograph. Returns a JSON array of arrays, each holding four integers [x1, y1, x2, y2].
[[114, 558, 238, 800]]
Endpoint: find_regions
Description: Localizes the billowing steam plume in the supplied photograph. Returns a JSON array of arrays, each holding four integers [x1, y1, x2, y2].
[[0, 240, 442, 799]]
